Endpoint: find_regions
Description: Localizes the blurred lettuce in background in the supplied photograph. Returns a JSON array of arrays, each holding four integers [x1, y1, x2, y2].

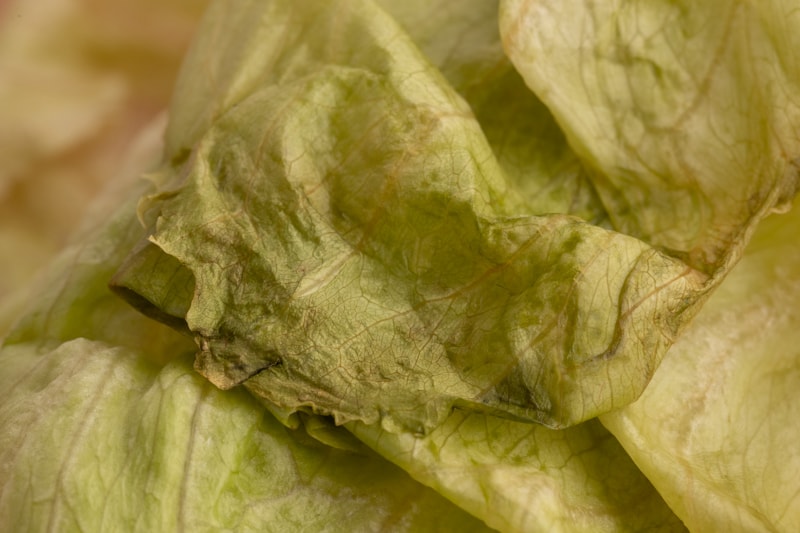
[[0, 0, 207, 298], [1, 1, 799, 532]]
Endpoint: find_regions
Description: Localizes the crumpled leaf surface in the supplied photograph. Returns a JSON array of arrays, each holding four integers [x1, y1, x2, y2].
[[0, 91, 684, 533], [111, 0, 722, 433], [4, 1, 800, 531], [600, 199, 800, 532], [0, 122, 491, 533], [377, 0, 607, 224]]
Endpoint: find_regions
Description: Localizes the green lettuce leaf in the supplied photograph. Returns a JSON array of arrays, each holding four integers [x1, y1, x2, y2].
[[111, 0, 718, 432], [376, 0, 607, 223], [4, 1, 800, 531], [0, 342, 493, 533], [500, 0, 800, 273], [340, 5, 686, 530], [349, 412, 686, 533], [0, 122, 491, 533], [600, 199, 800, 531]]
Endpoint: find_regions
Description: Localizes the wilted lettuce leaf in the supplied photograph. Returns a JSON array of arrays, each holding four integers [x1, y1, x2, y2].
[[601, 198, 800, 532], [336, 5, 687, 530], [4, 1, 800, 531], [0, 122, 492, 533], [376, 0, 607, 224], [112, 0, 717, 433], [0, 89, 683, 533], [497, 3, 800, 523]]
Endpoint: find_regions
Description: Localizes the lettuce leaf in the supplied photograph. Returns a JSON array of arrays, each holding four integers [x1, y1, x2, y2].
[[4, 0, 800, 531], [349, 412, 685, 533], [110, 0, 729, 433], [0, 123, 491, 533], [601, 199, 800, 531], [0, 341, 493, 533], [377, 0, 607, 224], [500, 0, 800, 273]]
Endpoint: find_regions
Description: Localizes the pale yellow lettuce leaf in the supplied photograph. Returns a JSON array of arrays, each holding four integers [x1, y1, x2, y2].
[[601, 201, 800, 532], [500, 0, 800, 274]]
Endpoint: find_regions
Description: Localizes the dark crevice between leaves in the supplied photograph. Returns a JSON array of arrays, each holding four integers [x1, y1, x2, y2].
[[109, 238, 195, 335], [108, 283, 191, 335]]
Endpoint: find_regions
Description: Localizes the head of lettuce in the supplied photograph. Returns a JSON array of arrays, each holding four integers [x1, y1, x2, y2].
[[1, 1, 799, 532]]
